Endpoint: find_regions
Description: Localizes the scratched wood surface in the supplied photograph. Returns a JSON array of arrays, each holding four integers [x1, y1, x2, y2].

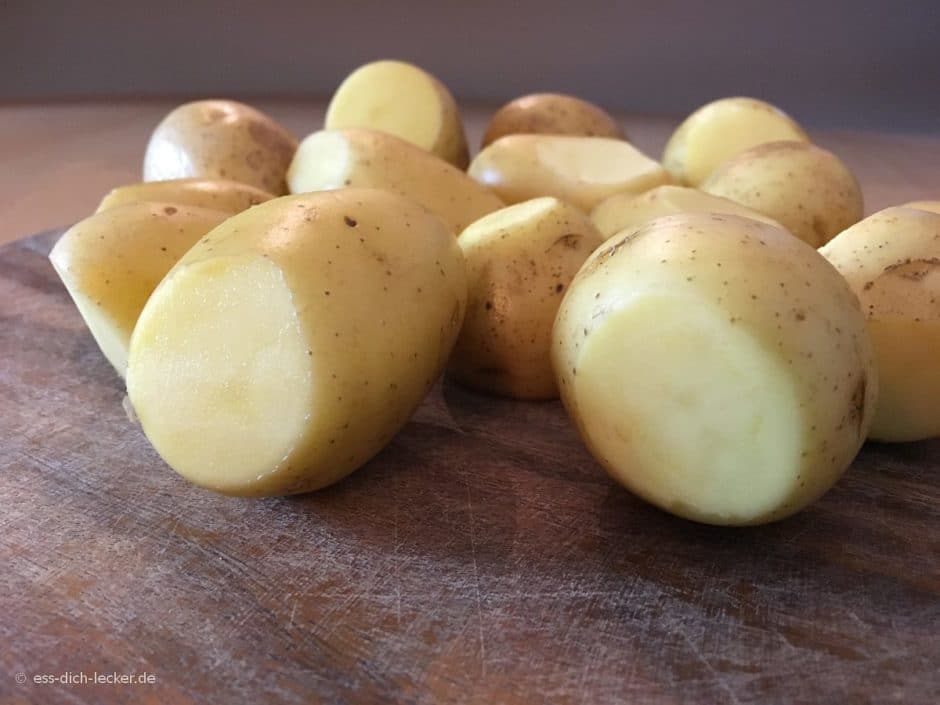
[[1, 230, 939, 705]]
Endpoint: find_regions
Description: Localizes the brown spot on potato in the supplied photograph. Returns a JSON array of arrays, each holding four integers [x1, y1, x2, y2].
[[163, 206, 178, 215], [850, 374, 867, 437], [548, 233, 582, 251], [883, 257, 940, 280], [344, 215, 358, 227]]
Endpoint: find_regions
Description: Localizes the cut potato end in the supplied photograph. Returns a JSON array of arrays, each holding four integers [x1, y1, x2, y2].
[[902, 200, 940, 216], [127, 255, 314, 494], [61, 286, 132, 374], [326, 61, 444, 154], [665, 99, 808, 186], [535, 137, 661, 186], [867, 319, 940, 442], [459, 196, 558, 245], [286, 131, 352, 193], [573, 294, 802, 525]]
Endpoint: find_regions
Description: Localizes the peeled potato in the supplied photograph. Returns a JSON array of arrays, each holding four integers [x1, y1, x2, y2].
[[820, 207, 940, 442], [468, 135, 670, 212], [590, 184, 782, 238], [325, 60, 469, 168], [448, 197, 605, 399], [554, 213, 876, 526], [96, 178, 274, 214], [702, 141, 863, 247], [48, 203, 230, 377], [482, 93, 625, 148], [143, 100, 297, 195], [663, 97, 809, 186], [126, 189, 467, 496], [288, 128, 503, 233]]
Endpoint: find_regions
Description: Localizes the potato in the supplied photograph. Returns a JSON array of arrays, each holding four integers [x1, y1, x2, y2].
[[553, 213, 876, 526], [481, 93, 625, 148], [468, 135, 670, 212], [590, 184, 781, 237], [325, 60, 469, 168], [902, 200, 940, 215], [143, 100, 297, 195], [287, 128, 503, 233], [663, 97, 809, 186], [702, 141, 863, 247], [126, 189, 466, 496], [96, 178, 274, 214], [448, 197, 605, 400], [48, 203, 230, 377], [820, 207, 940, 442]]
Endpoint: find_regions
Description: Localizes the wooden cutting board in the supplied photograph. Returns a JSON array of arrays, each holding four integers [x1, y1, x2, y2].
[[1, 230, 938, 705]]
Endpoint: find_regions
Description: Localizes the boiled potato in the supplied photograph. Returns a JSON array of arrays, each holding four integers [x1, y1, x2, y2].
[[448, 197, 605, 400], [287, 128, 503, 233], [481, 93, 625, 148], [702, 141, 863, 247], [902, 200, 940, 215], [143, 100, 297, 195], [97, 178, 274, 214], [553, 213, 876, 526], [591, 184, 781, 237], [663, 97, 808, 186], [820, 207, 940, 442], [48, 203, 230, 377], [126, 189, 466, 496], [325, 60, 469, 168], [468, 135, 670, 212]]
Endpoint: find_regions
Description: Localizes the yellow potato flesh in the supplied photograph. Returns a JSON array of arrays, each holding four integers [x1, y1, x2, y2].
[[468, 135, 670, 212], [129, 255, 314, 486], [126, 189, 467, 496], [96, 178, 274, 214], [287, 128, 503, 233], [48, 202, 230, 377], [820, 206, 940, 441], [449, 197, 604, 399], [553, 214, 876, 525], [902, 200, 940, 216], [590, 184, 782, 237], [573, 293, 802, 521], [663, 97, 809, 186], [326, 60, 468, 168]]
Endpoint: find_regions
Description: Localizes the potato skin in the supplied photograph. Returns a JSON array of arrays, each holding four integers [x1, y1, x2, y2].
[[127, 189, 467, 496], [288, 128, 503, 233], [448, 197, 605, 399], [820, 206, 940, 441], [482, 93, 625, 148], [97, 178, 274, 214], [143, 100, 298, 195], [590, 184, 782, 238], [553, 213, 877, 525], [702, 140, 863, 247], [48, 202, 231, 376]]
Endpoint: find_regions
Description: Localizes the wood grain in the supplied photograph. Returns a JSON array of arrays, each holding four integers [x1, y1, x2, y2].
[[3, 100, 940, 245], [0, 230, 938, 705]]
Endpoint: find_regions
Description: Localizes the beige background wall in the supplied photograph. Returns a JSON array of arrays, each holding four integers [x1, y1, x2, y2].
[[1, 0, 938, 131]]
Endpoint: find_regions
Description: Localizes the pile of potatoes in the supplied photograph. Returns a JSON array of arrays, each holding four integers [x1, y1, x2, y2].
[[49, 60, 940, 525]]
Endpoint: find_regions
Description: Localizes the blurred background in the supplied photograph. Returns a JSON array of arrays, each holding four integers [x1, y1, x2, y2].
[[1, 0, 939, 242], [2, 0, 938, 131]]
